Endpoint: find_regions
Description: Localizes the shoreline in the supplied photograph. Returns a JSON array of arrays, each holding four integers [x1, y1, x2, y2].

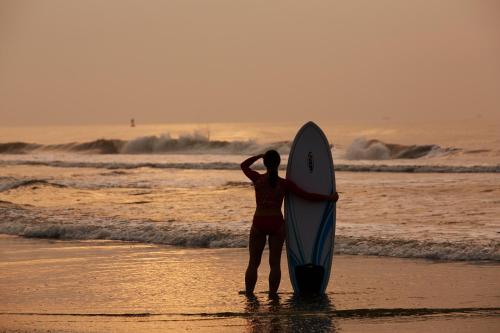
[[0, 235, 499, 332]]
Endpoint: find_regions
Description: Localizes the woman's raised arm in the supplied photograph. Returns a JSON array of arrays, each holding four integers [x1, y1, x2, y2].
[[240, 154, 264, 182]]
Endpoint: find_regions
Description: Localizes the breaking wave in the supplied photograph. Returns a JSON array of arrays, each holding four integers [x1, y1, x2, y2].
[[0, 142, 43, 154], [0, 140, 125, 154], [0, 132, 290, 155], [0, 203, 498, 261], [346, 138, 459, 160], [121, 132, 262, 154], [0, 134, 461, 160]]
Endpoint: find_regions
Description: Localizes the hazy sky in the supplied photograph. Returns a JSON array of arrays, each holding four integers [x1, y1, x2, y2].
[[1, 0, 499, 125]]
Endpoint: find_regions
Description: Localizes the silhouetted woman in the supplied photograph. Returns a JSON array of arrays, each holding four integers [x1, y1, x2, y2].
[[241, 150, 338, 295]]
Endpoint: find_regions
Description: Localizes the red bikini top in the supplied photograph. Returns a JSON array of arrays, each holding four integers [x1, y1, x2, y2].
[[252, 174, 287, 210]]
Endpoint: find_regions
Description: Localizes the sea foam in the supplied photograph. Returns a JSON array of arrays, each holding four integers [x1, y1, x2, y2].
[[1, 134, 458, 160], [0, 203, 498, 261]]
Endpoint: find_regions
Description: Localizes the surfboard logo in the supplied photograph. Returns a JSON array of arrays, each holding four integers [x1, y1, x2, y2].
[[307, 152, 314, 173]]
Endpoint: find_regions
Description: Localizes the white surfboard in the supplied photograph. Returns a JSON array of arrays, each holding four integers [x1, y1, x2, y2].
[[285, 121, 336, 294]]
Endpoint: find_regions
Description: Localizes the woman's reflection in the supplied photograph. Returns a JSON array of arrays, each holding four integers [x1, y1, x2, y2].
[[244, 293, 337, 332]]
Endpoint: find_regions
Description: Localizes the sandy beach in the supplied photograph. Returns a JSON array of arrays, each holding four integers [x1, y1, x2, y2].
[[1, 235, 498, 332]]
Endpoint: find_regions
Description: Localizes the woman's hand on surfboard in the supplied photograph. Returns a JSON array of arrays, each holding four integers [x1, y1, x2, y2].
[[329, 192, 339, 202]]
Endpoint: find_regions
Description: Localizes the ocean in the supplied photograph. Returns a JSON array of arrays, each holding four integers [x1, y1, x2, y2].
[[0, 122, 498, 262]]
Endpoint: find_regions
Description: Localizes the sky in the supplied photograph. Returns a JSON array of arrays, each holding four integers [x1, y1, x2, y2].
[[1, 0, 499, 126]]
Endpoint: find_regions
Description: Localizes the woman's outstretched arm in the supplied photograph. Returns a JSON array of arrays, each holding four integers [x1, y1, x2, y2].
[[240, 154, 264, 182], [285, 179, 339, 202]]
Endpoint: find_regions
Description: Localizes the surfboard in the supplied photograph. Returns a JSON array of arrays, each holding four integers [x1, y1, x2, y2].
[[285, 121, 336, 295]]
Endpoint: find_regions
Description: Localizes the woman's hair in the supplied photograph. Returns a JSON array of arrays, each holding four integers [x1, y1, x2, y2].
[[263, 150, 281, 187]]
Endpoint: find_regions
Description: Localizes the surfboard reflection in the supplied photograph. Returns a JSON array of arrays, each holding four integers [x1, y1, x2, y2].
[[244, 293, 337, 332]]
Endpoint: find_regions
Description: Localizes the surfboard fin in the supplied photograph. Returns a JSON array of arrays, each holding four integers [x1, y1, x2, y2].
[[295, 264, 325, 294]]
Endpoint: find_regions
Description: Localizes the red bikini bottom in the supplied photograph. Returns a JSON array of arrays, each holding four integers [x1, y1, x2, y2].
[[252, 215, 284, 235]]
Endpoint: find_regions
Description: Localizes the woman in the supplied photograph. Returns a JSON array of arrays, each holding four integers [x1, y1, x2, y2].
[[241, 150, 339, 295]]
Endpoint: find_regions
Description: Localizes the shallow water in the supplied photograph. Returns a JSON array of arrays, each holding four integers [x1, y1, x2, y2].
[[1, 236, 499, 332]]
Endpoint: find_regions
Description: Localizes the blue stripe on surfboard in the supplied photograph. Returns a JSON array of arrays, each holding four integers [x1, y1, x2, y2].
[[288, 249, 301, 267], [313, 200, 334, 264], [312, 199, 335, 293], [285, 195, 306, 264], [313, 205, 331, 264], [322, 246, 333, 267], [318, 212, 335, 290], [319, 247, 333, 293], [287, 248, 300, 291], [320, 203, 336, 264], [312, 188, 334, 262], [315, 204, 334, 264], [319, 207, 337, 293]]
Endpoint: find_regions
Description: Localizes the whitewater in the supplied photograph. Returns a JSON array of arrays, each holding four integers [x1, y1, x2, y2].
[[0, 122, 498, 262]]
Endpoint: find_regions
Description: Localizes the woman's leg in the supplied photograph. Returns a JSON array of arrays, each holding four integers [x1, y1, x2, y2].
[[245, 225, 266, 295], [268, 224, 285, 294]]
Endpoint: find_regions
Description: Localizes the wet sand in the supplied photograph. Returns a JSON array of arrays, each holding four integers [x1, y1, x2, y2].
[[0, 235, 499, 332]]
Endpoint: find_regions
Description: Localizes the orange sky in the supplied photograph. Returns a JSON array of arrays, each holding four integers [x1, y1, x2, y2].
[[1, 0, 499, 125]]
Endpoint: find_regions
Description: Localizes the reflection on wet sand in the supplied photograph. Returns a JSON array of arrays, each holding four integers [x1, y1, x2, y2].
[[245, 293, 337, 332]]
